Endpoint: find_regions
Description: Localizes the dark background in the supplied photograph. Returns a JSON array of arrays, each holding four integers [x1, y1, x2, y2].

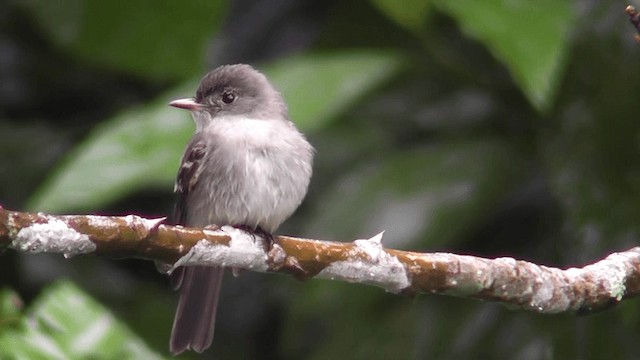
[[1, 0, 640, 359]]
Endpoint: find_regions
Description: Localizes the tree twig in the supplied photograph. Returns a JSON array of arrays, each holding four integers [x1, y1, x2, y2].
[[626, 5, 640, 41], [1, 207, 639, 314]]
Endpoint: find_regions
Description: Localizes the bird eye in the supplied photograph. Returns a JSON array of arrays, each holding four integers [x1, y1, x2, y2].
[[221, 91, 236, 104]]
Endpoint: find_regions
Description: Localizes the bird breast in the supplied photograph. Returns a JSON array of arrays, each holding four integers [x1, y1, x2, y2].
[[187, 116, 313, 233]]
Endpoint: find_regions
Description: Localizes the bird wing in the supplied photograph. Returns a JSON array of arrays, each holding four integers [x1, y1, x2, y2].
[[170, 133, 208, 226], [169, 132, 208, 290]]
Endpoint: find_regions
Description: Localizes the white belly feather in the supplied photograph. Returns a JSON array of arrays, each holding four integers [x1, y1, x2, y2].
[[186, 116, 313, 233]]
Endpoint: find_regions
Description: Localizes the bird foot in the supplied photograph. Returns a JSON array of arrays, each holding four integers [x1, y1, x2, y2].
[[231, 224, 276, 250]]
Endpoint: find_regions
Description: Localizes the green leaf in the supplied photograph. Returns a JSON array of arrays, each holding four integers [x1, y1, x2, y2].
[[435, 0, 573, 112], [0, 281, 164, 359], [19, 0, 227, 79], [265, 50, 406, 132], [27, 82, 197, 213], [305, 139, 527, 248], [28, 50, 406, 212], [0, 288, 22, 328], [369, 0, 432, 32]]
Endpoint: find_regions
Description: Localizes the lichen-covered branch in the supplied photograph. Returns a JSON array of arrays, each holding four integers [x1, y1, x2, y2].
[[2, 207, 639, 314]]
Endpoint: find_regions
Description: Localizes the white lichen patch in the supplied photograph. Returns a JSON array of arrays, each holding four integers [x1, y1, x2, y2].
[[12, 218, 96, 258], [593, 252, 630, 301], [86, 215, 165, 231], [124, 215, 166, 230], [85, 215, 117, 228], [317, 232, 410, 293], [170, 226, 269, 272], [268, 243, 287, 264], [529, 270, 558, 312]]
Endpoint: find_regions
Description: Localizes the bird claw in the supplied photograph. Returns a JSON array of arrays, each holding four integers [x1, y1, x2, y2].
[[231, 224, 275, 251]]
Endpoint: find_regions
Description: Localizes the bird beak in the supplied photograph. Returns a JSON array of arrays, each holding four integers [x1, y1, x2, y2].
[[169, 98, 203, 111]]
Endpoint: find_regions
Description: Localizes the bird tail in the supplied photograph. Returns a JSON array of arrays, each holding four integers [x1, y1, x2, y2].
[[170, 266, 224, 354]]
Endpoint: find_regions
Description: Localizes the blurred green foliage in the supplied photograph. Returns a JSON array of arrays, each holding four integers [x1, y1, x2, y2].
[[27, 51, 406, 212], [0, 282, 164, 359], [20, 0, 227, 80], [2, 0, 640, 359], [435, 0, 573, 112]]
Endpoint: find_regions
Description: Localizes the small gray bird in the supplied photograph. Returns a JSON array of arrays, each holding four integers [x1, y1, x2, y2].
[[167, 64, 314, 354]]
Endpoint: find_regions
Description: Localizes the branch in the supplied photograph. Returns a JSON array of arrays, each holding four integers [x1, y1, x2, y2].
[[2, 207, 639, 314], [626, 5, 640, 41]]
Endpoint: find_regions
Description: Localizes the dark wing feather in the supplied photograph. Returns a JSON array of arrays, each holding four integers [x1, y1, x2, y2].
[[168, 133, 225, 354], [168, 134, 209, 290], [167, 134, 207, 290], [169, 134, 208, 226]]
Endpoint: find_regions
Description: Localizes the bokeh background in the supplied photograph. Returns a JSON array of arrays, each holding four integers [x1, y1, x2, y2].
[[2, 0, 640, 359]]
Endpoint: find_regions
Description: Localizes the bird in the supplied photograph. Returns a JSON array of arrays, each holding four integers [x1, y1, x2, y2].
[[167, 64, 314, 354]]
